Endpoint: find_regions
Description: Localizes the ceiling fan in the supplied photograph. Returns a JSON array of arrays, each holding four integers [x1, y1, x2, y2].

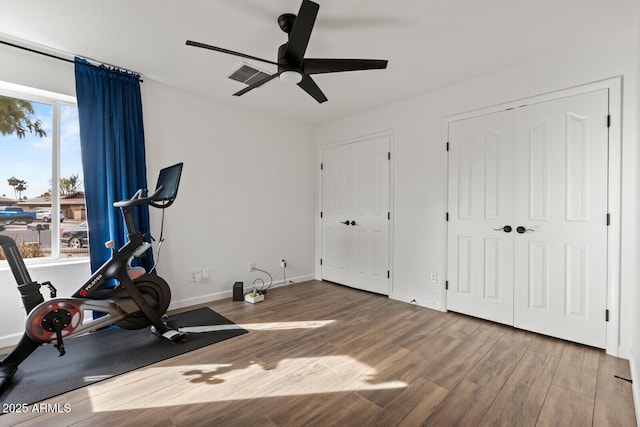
[[185, 0, 388, 103]]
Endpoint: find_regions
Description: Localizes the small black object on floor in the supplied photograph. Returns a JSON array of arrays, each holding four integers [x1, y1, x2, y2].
[[0, 307, 247, 407]]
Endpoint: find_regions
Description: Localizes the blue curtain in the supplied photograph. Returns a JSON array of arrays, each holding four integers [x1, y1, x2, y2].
[[74, 57, 154, 274]]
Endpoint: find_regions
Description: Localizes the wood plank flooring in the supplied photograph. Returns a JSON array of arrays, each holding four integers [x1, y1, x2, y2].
[[0, 280, 636, 426]]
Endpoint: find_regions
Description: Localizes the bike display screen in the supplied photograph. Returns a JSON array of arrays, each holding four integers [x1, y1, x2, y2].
[[153, 162, 183, 202]]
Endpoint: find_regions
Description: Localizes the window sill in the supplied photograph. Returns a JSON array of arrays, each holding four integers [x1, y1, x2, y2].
[[0, 256, 90, 272]]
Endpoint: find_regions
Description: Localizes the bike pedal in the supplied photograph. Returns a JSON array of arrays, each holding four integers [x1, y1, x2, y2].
[[164, 329, 188, 343]]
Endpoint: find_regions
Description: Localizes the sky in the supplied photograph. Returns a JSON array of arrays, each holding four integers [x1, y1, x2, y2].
[[0, 100, 83, 200]]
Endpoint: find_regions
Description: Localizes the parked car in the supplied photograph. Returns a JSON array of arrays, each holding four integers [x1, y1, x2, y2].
[[35, 209, 65, 222], [0, 206, 36, 224], [61, 222, 89, 248]]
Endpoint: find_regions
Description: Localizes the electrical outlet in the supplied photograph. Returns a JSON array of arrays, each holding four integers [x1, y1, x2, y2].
[[201, 268, 211, 280], [280, 259, 286, 268], [248, 261, 255, 272], [189, 269, 202, 283], [430, 273, 437, 283]]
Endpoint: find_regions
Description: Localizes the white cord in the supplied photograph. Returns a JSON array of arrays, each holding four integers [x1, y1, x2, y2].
[[252, 267, 273, 293]]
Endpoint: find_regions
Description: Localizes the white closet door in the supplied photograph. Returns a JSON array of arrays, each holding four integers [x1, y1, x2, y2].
[[321, 136, 390, 294], [447, 89, 609, 348], [447, 110, 515, 325], [513, 90, 609, 348], [321, 143, 351, 285]]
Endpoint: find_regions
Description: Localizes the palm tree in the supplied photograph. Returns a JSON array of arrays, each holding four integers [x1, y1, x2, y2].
[[0, 95, 47, 138], [7, 177, 27, 200], [15, 181, 27, 200], [59, 174, 81, 196]]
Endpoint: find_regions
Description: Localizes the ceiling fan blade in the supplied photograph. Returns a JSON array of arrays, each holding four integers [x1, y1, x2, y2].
[[233, 72, 282, 97], [303, 58, 388, 75], [284, 0, 319, 67], [297, 75, 327, 103], [186, 40, 279, 66]]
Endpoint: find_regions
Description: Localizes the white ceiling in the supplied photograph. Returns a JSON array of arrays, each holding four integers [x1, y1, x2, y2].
[[1, 0, 638, 125]]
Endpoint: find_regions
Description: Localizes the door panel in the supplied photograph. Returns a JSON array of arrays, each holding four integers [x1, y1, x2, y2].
[[527, 117, 551, 221], [350, 137, 390, 293], [321, 144, 350, 284], [526, 241, 550, 310], [513, 90, 608, 348], [447, 110, 515, 325], [483, 238, 503, 299]]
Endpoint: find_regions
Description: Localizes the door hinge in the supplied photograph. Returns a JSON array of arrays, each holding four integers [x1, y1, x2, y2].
[[606, 213, 610, 226], [320, 258, 323, 266], [446, 212, 449, 222], [388, 152, 391, 160], [445, 281, 449, 290], [387, 270, 390, 279], [446, 142, 450, 152], [607, 114, 611, 128], [388, 212, 390, 220], [320, 163, 323, 170], [606, 309, 610, 322], [320, 211, 323, 218]]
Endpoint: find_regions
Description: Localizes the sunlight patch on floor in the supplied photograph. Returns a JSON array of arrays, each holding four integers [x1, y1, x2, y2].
[[178, 319, 335, 334], [88, 355, 406, 411]]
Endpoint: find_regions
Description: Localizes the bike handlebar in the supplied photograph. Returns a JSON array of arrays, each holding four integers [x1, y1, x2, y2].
[[113, 185, 165, 209]]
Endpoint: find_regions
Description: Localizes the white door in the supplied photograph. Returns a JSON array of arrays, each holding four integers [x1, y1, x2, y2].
[[321, 136, 390, 294], [447, 109, 515, 325], [447, 89, 609, 348], [513, 90, 609, 348], [321, 143, 351, 285]]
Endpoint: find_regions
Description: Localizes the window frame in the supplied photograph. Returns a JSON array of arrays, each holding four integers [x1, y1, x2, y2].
[[0, 81, 82, 264]]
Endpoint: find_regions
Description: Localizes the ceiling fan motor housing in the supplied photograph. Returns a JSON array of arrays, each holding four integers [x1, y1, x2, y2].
[[277, 43, 303, 84], [278, 43, 298, 73]]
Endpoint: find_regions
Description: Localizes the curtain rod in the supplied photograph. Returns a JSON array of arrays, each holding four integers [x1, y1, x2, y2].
[[1, 39, 74, 64], [0, 38, 143, 82]]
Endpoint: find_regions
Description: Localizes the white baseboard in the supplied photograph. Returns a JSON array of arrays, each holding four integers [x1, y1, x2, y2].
[[0, 332, 24, 349], [389, 293, 445, 312], [617, 345, 632, 360], [169, 274, 314, 310]]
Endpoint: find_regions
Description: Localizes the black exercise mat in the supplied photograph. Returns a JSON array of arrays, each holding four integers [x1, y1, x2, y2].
[[0, 307, 247, 406]]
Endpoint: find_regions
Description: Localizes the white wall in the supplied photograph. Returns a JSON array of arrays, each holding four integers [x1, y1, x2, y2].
[[314, 30, 639, 358], [0, 43, 317, 346], [631, 14, 640, 422], [0, 43, 76, 97], [142, 81, 316, 307]]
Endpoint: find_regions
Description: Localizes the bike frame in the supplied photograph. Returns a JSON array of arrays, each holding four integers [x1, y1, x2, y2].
[[73, 206, 145, 299], [0, 162, 186, 392]]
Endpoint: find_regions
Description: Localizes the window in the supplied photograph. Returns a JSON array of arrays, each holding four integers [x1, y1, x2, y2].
[[0, 83, 87, 262]]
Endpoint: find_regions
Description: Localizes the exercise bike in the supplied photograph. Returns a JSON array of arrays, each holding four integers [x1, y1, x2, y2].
[[0, 162, 187, 392]]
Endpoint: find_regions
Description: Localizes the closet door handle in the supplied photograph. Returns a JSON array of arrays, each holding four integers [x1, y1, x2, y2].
[[350, 220, 356, 226], [493, 225, 512, 233], [516, 226, 535, 234], [341, 220, 350, 225]]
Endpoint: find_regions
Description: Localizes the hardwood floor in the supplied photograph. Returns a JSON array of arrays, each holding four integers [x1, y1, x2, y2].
[[1, 280, 636, 426]]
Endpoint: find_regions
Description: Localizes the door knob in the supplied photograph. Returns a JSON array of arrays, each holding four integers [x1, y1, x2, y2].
[[341, 220, 350, 225], [516, 226, 535, 234], [350, 220, 356, 226], [493, 225, 512, 233]]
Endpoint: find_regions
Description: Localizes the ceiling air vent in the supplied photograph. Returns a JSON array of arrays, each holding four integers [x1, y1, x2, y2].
[[228, 64, 271, 85]]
